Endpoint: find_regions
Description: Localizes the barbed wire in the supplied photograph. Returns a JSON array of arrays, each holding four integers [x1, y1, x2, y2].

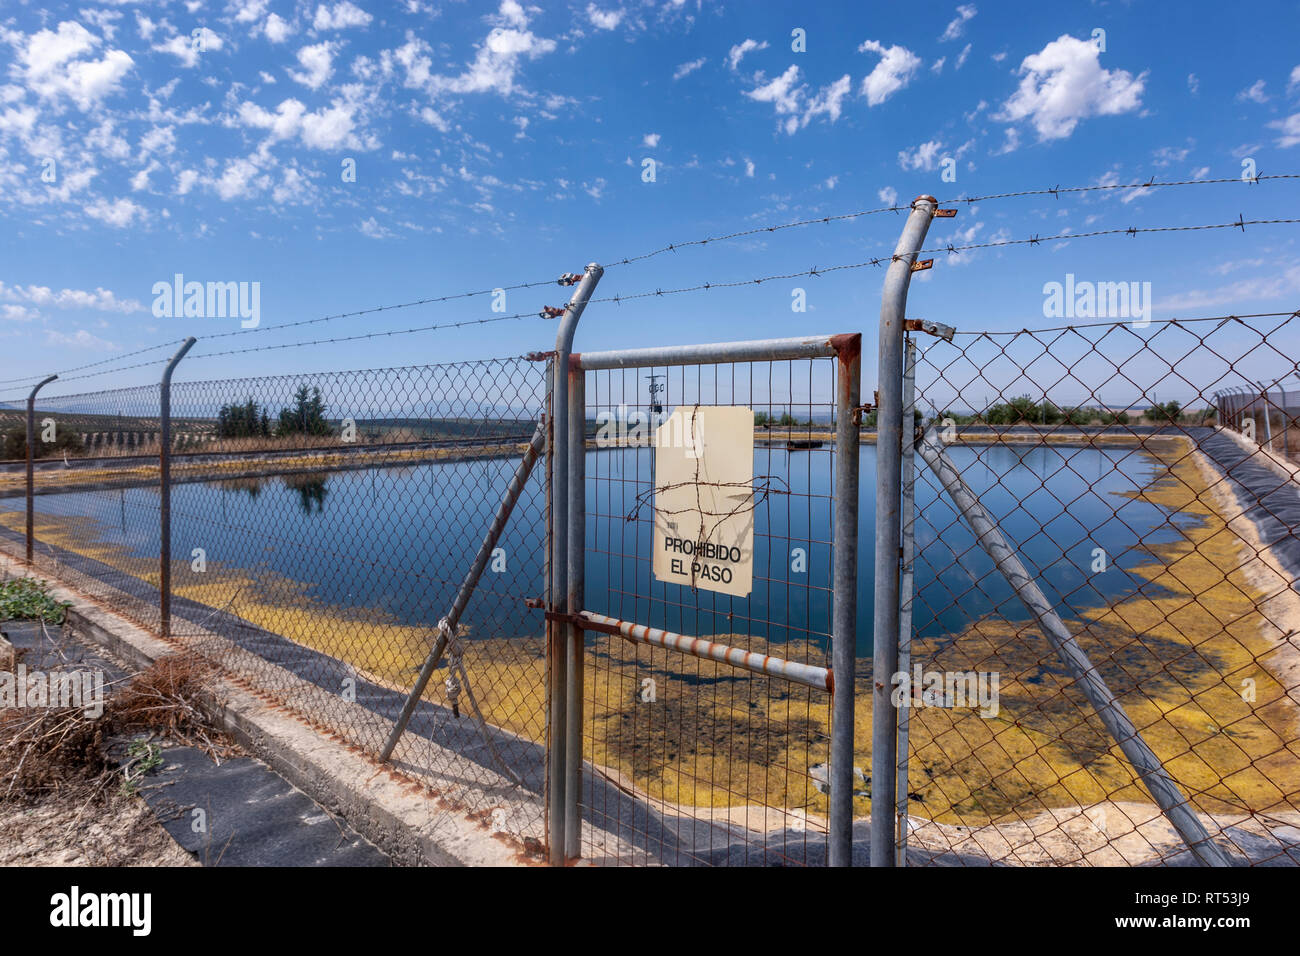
[[0, 337, 190, 388], [6, 176, 1297, 387], [939, 173, 1300, 206], [946, 310, 1300, 336], [920, 216, 1300, 258], [185, 307, 550, 361]]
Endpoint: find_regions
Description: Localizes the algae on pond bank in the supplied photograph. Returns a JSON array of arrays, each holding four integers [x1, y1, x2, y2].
[[1, 435, 1296, 834]]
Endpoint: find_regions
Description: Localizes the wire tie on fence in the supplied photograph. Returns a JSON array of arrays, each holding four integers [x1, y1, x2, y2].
[[1029, 234, 1041, 246], [1236, 214, 1247, 232]]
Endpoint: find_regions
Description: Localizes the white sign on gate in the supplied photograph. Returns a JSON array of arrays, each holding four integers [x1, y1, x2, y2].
[[652, 405, 754, 597]]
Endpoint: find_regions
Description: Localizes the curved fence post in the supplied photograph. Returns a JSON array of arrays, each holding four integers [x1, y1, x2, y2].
[[871, 196, 937, 867], [25, 374, 58, 565], [548, 263, 603, 866], [159, 337, 196, 639]]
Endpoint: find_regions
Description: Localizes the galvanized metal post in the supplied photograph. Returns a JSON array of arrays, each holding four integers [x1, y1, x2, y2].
[[380, 423, 548, 763], [548, 263, 602, 865], [872, 196, 936, 867], [159, 337, 196, 639], [25, 374, 58, 565], [1258, 381, 1274, 451], [896, 339, 918, 865], [564, 366, 586, 860], [829, 333, 862, 867]]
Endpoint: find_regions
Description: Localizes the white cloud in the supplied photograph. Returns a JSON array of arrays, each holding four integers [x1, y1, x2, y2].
[[745, 66, 852, 134], [931, 58, 945, 75], [7, 21, 134, 111], [1290, 65, 1300, 96], [83, 196, 144, 227], [727, 38, 768, 72], [585, 4, 623, 30], [1237, 79, 1268, 104], [1191, 165, 1210, 180], [0, 281, 142, 313], [1157, 263, 1300, 312], [897, 140, 944, 171], [878, 186, 898, 206], [428, 1, 557, 98], [940, 4, 977, 42], [1270, 113, 1300, 148], [804, 74, 851, 124], [995, 35, 1145, 140], [234, 1, 269, 23], [858, 40, 921, 106], [745, 65, 802, 133], [153, 29, 224, 69], [673, 57, 706, 80], [265, 14, 293, 44], [1187, 73, 1199, 95], [288, 42, 335, 89], [45, 328, 119, 351], [313, 2, 373, 31], [237, 97, 363, 150], [2, 304, 36, 321], [359, 216, 391, 238], [642, 132, 660, 148], [743, 158, 755, 177], [955, 43, 971, 69]]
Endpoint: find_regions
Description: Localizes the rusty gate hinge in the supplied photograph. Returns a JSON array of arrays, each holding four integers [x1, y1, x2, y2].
[[904, 318, 957, 342], [909, 259, 934, 273]]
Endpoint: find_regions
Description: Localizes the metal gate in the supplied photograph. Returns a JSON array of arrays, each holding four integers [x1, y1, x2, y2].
[[550, 331, 864, 866]]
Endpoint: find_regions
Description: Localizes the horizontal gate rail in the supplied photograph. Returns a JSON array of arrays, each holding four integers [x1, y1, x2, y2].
[[573, 611, 832, 692], [574, 334, 853, 370]]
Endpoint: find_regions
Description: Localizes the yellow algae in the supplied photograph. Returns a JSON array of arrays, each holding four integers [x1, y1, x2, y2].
[[2, 433, 1296, 826]]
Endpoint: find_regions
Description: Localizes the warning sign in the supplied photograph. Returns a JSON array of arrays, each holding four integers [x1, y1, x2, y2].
[[652, 405, 754, 597]]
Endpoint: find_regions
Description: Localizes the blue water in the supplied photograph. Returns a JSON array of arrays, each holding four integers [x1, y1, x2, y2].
[[22, 443, 1182, 656]]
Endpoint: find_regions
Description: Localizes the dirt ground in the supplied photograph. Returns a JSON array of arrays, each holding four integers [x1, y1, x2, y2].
[[0, 787, 195, 866]]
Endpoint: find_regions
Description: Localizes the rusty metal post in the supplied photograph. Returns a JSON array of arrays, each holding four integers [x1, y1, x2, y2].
[[25, 374, 58, 564], [830, 332, 862, 867], [159, 337, 196, 638]]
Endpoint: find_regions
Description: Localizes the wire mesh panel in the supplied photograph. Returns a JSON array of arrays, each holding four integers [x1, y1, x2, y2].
[[902, 314, 1300, 866], [0, 358, 554, 856], [578, 355, 847, 866], [0, 384, 169, 634]]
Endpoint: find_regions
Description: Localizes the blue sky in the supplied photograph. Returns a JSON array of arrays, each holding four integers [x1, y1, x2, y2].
[[0, 0, 1297, 403]]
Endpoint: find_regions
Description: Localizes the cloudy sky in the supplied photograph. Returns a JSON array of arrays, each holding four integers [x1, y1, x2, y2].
[[0, 0, 1297, 398]]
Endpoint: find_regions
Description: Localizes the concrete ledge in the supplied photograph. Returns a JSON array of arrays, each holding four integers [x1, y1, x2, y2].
[[2, 552, 528, 868]]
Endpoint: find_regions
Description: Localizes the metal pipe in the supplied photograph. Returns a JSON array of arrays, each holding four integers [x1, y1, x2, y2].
[[916, 426, 1230, 867], [549, 263, 602, 865], [159, 337, 196, 639], [564, 365, 586, 860], [1257, 381, 1274, 451], [575, 334, 840, 370], [829, 333, 862, 866], [580, 612, 831, 690], [896, 339, 918, 866], [871, 196, 936, 866], [25, 374, 58, 565], [379, 422, 548, 763]]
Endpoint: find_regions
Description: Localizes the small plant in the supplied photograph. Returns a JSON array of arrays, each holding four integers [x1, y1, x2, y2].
[[0, 577, 71, 624], [119, 739, 165, 795]]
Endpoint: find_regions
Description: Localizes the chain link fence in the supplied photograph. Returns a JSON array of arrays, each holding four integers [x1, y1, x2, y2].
[[0, 357, 554, 855], [900, 314, 1300, 865]]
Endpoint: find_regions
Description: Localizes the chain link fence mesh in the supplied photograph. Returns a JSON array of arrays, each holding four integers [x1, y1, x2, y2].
[[901, 314, 1300, 865], [0, 357, 553, 856]]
